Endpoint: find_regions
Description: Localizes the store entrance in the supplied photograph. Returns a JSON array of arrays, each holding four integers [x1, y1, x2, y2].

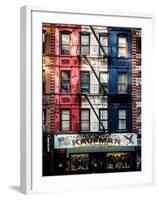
[[89, 153, 106, 173]]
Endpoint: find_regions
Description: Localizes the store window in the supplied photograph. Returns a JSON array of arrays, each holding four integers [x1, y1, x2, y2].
[[99, 33, 108, 56], [61, 71, 70, 93], [118, 72, 128, 94], [118, 109, 127, 130], [118, 35, 128, 58], [99, 109, 108, 130], [80, 109, 90, 131], [99, 72, 108, 94], [61, 32, 70, 55], [80, 33, 90, 55], [106, 152, 131, 169], [61, 109, 70, 131], [80, 71, 90, 93], [70, 154, 89, 173]]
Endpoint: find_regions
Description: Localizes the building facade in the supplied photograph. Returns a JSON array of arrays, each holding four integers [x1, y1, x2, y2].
[[42, 24, 141, 176]]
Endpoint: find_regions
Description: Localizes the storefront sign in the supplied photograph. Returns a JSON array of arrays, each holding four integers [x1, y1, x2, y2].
[[54, 133, 137, 149]]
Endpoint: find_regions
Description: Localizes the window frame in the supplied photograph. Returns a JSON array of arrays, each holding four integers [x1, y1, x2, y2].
[[99, 108, 108, 131], [80, 32, 90, 55], [80, 71, 90, 93], [60, 31, 71, 55], [61, 70, 71, 93], [117, 34, 128, 58], [61, 109, 71, 131], [99, 33, 108, 56], [118, 109, 127, 130], [80, 109, 90, 132], [117, 72, 128, 94], [99, 71, 109, 94]]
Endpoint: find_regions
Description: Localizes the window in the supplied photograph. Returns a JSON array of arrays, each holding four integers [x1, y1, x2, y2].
[[70, 154, 89, 173], [118, 35, 128, 58], [80, 109, 90, 131], [118, 73, 128, 94], [99, 34, 108, 56], [61, 71, 70, 93], [99, 109, 108, 130], [61, 109, 70, 131], [106, 152, 131, 169], [99, 72, 108, 94], [80, 33, 90, 55], [61, 32, 70, 55], [80, 71, 90, 93], [118, 110, 127, 130]]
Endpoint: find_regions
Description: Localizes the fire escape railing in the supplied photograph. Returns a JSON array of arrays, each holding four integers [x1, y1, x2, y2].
[[78, 26, 109, 133]]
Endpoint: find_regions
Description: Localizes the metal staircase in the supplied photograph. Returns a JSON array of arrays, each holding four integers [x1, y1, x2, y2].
[[78, 26, 109, 133]]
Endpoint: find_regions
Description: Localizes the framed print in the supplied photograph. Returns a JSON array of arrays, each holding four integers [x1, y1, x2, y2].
[[20, 6, 154, 194]]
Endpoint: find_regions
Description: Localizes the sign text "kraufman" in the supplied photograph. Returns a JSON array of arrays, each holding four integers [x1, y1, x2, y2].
[[54, 133, 137, 149]]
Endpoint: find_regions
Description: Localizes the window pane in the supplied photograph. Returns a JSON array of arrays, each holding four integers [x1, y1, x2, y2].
[[119, 37, 127, 47], [80, 72, 89, 93], [81, 121, 89, 131], [81, 110, 89, 120], [81, 35, 89, 45], [61, 71, 70, 93], [100, 35, 108, 46], [61, 82, 70, 93], [62, 71, 70, 80], [61, 33, 70, 55], [118, 73, 127, 83], [61, 46, 70, 55], [118, 36, 127, 57], [81, 72, 89, 82], [62, 34, 70, 44], [100, 121, 108, 129], [99, 35, 108, 56], [81, 46, 89, 55], [118, 84, 127, 93], [118, 73, 128, 93], [62, 121, 70, 131], [119, 110, 126, 119], [100, 110, 108, 120], [118, 47, 127, 57], [81, 110, 90, 131], [100, 73, 108, 83], [118, 120, 126, 129], [81, 85, 89, 93], [62, 110, 70, 120], [100, 47, 108, 56]]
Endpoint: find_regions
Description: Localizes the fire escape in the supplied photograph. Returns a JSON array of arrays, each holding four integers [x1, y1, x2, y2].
[[79, 26, 109, 133]]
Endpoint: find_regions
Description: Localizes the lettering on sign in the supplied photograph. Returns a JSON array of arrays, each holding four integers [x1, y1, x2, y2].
[[54, 133, 137, 149]]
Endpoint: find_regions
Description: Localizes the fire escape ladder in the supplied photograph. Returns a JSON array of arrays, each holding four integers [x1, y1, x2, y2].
[[82, 94, 106, 132], [83, 55, 107, 95], [90, 25, 107, 58]]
